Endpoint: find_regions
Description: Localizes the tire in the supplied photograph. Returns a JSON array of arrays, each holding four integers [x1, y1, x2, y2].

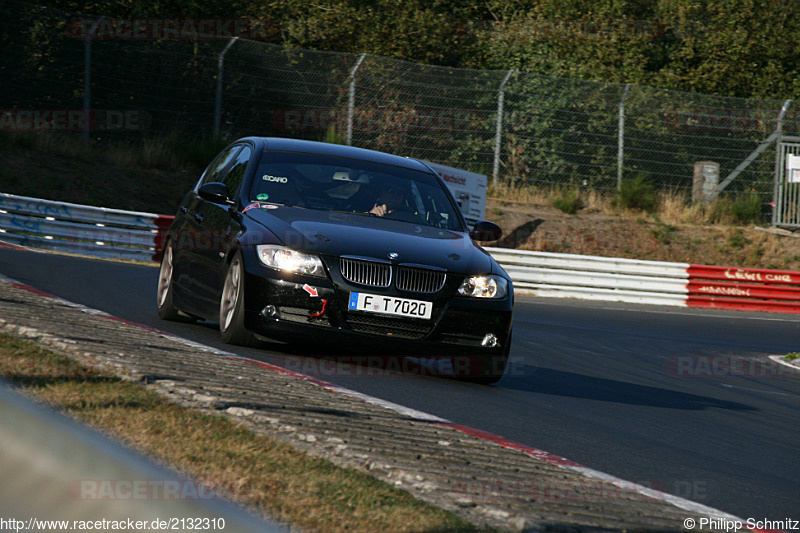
[[156, 241, 189, 321], [219, 251, 257, 346]]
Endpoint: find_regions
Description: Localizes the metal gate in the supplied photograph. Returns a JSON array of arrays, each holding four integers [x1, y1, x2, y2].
[[773, 138, 800, 227]]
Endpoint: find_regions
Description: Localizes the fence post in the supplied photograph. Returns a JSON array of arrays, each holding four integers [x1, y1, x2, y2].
[[83, 33, 91, 146], [493, 70, 514, 187], [346, 54, 367, 146], [82, 18, 104, 146], [707, 98, 793, 205], [617, 83, 631, 192], [772, 99, 794, 225], [213, 37, 239, 139]]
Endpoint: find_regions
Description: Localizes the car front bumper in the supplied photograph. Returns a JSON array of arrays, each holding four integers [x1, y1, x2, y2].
[[239, 256, 513, 358]]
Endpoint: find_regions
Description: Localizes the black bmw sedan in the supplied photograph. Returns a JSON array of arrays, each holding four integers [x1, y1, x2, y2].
[[157, 137, 513, 382]]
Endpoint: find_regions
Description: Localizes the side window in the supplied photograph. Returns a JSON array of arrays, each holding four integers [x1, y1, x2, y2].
[[221, 145, 252, 199], [198, 145, 242, 187]]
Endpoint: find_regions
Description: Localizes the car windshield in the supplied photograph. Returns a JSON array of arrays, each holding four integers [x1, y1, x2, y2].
[[248, 151, 466, 231]]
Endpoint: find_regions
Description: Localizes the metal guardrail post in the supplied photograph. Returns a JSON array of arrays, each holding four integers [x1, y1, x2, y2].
[[346, 53, 367, 146], [492, 70, 514, 187]]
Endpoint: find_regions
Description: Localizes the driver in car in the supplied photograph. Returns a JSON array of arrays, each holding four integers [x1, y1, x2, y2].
[[369, 184, 408, 217]]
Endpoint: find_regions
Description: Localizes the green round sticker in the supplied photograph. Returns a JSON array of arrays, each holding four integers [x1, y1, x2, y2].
[[256, 193, 270, 200]]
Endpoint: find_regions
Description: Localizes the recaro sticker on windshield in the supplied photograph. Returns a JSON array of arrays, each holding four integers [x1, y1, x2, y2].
[[243, 202, 279, 213], [262, 174, 288, 183]]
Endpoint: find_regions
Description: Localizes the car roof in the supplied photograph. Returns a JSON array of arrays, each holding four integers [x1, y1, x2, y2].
[[237, 137, 433, 173]]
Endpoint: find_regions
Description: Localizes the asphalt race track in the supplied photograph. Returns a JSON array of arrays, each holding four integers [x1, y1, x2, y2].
[[1, 246, 798, 523]]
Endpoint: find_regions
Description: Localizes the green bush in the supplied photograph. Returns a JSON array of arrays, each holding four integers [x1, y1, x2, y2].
[[617, 174, 657, 212], [552, 188, 584, 214], [709, 193, 763, 225]]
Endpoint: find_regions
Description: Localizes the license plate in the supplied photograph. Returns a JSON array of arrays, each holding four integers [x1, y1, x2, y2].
[[348, 292, 432, 320]]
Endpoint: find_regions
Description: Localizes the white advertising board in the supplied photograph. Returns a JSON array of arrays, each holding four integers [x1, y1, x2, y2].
[[424, 161, 487, 224], [787, 153, 800, 183]]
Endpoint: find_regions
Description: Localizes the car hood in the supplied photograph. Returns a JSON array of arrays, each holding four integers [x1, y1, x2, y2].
[[244, 206, 495, 274]]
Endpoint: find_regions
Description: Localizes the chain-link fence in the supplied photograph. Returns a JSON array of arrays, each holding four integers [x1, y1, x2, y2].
[[2, 0, 798, 206]]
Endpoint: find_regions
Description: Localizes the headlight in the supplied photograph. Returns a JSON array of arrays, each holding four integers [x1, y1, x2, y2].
[[256, 245, 325, 277], [458, 275, 508, 299]]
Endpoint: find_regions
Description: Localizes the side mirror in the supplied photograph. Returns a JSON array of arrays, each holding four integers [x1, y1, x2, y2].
[[469, 220, 502, 242], [198, 182, 234, 205]]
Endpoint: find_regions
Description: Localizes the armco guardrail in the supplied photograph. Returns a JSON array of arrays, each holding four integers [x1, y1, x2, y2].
[[486, 247, 800, 314], [2, 194, 798, 314], [0, 192, 173, 262], [487, 247, 691, 307]]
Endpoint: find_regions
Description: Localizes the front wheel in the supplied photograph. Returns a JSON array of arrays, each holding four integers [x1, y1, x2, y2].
[[219, 252, 257, 346]]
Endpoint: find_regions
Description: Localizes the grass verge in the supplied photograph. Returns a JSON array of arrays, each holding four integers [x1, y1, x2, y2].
[[0, 332, 479, 533], [487, 181, 768, 226]]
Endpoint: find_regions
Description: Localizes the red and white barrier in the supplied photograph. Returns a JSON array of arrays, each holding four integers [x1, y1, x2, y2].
[[687, 265, 800, 314], [487, 248, 800, 315]]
